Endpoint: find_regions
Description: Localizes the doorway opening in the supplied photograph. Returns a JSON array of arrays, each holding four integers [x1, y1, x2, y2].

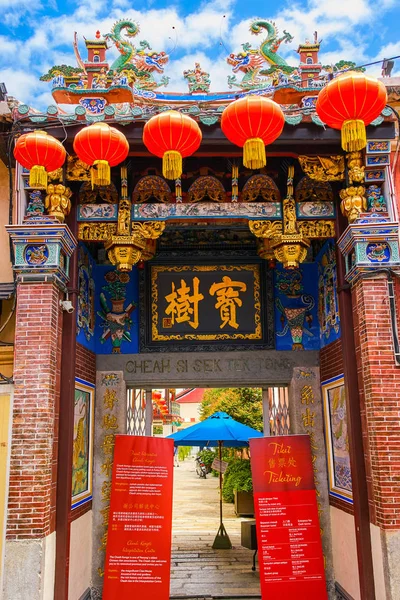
[[126, 386, 290, 599]]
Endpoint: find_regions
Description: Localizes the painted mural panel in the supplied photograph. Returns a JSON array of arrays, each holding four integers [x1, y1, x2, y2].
[[322, 375, 353, 504], [274, 263, 320, 350], [76, 244, 96, 352], [316, 241, 341, 347], [72, 378, 95, 509], [95, 265, 139, 354]]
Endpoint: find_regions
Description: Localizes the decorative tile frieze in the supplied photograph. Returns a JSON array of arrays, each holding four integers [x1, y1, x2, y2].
[[6, 217, 77, 287], [338, 219, 400, 284]]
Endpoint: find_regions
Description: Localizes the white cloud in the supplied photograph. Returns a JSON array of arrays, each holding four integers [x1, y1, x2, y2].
[[0, 68, 42, 103]]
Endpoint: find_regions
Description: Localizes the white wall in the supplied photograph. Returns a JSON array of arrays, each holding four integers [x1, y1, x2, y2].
[[330, 506, 360, 600], [179, 402, 201, 422], [68, 510, 92, 600]]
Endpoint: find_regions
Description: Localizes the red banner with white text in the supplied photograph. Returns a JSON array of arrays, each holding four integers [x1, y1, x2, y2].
[[250, 435, 327, 600], [103, 435, 174, 599]]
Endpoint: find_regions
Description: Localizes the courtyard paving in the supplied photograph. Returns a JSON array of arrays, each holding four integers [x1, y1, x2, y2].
[[170, 455, 261, 599]]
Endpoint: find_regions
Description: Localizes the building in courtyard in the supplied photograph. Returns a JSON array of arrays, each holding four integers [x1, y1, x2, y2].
[[1, 16, 400, 600]]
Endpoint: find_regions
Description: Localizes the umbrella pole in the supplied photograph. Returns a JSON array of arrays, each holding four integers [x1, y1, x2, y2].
[[212, 441, 232, 550], [219, 440, 223, 528]]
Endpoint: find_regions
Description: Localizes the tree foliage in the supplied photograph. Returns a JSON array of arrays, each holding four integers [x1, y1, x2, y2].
[[200, 388, 263, 432]]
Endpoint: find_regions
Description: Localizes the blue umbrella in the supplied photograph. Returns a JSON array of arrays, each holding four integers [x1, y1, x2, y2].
[[167, 412, 263, 548], [167, 411, 263, 448]]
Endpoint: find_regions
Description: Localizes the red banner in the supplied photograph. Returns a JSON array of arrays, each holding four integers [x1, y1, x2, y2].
[[250, 435, 327, 600], [103, 435, 174, 599]]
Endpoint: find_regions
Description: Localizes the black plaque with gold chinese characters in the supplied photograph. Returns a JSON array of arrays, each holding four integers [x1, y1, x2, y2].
[[148, 263, 266, 346]]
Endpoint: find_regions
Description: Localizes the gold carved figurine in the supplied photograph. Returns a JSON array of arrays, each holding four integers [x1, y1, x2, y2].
[[339, 186, 367, 222], [271, 166, 310, 269], [44, 184, 72, 222], [347, 151, 365, 184], [78, 222, 117, 241]]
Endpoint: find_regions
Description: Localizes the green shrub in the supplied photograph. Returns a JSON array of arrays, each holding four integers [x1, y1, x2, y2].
[[222, 458, 253, 503], [197, 449, 216, 471], [178, 446, 192, 461]]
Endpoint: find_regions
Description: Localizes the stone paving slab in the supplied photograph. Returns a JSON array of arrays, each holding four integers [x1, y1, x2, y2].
[[170, 457, 260, 599]]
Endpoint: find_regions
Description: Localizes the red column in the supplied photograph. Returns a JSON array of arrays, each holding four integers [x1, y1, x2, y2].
[[7, 282, 63, 539], [352, 275, 400, 530]]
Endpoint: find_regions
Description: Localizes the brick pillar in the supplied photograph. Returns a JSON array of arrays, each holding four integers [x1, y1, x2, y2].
[[3, 282, 63, 599], [352, 275, 400, 600]]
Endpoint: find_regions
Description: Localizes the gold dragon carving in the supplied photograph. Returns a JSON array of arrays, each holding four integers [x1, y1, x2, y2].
[[298, 155, 345, 181], [248, 220, 282, 239], [67, 155, 91, 181]]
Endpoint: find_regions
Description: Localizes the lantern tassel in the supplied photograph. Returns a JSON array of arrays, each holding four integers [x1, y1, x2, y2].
[[29, 165, 47, 189], [92, 159, 111, 187], [341, 119, 367, 152], [243, 138, 266, 169], [163, 150, 182, 180]]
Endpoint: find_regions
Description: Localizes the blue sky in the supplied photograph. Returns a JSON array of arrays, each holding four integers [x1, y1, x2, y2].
[[0, 0, 400, 110]]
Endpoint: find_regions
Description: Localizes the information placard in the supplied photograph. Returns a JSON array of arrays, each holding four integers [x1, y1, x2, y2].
[[250, 435, 327, 600], [211, 458, 228, 473], [103, 435, 174, 599]]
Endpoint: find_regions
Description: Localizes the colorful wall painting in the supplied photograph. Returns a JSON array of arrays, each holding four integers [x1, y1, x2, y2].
[[95, 265, 139, 354], [72, 378, 95, 509], [366, 241, 391, 262], [316, 241, 341, 348], [76, 244, 96, 352], [322, 375, 353, 504], [296, 201, 335, 219], [274, 263, 320, 351]]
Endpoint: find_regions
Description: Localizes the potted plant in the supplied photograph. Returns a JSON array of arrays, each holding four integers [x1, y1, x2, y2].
[[222, 458, 254, 516]]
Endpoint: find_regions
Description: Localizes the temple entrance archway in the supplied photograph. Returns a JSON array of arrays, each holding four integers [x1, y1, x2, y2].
[[92, 354, 334, 598]]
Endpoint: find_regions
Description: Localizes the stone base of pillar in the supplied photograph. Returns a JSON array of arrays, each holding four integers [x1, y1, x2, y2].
[[3, 533, 56, 599], [289, 366, 335, 599], [379, 528, 400, 600]]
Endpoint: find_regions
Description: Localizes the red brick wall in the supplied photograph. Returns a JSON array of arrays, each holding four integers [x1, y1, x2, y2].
[[352, 276, 400, 529], [75, 343, 96, 384], [320, 339, 344, 383], [7, 283, 62, 539]]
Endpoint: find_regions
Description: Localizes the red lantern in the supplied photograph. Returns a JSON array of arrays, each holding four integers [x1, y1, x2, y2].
[[14, 130, 66, 189], [316, 72, 387, 152], [221, 96, 285, 169], [143, 111, 202, 180], [73, 122, 129, 187]]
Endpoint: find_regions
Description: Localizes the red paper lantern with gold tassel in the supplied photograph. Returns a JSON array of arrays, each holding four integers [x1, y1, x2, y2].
[[221, 96, 285, 169], [143, 111, 202, 180], [14, 130, 66, 189], [316, 72, 387, 152], [73, 122, 129, 187]]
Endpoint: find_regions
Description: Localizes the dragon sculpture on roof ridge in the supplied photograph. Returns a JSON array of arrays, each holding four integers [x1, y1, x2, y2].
[[40, 19, 169, 91], [227, 19, 297, 91], [104, 19, 170, 89]]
